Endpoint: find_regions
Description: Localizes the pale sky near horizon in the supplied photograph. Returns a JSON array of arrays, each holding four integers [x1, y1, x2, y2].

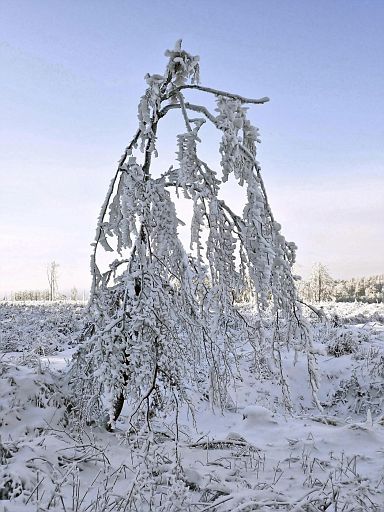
[[1, 0, 383, 295]]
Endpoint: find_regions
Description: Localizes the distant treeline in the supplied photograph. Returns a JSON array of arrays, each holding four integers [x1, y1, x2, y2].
[[3, 287, 88, 302], [332, 275, 384, 303], [4, 276, 383, 304], [300, 267, 384, 303], [12, 290, 51, 301]]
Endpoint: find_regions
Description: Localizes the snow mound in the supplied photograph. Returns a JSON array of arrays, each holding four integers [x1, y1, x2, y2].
[[242, 405, 276, 426]]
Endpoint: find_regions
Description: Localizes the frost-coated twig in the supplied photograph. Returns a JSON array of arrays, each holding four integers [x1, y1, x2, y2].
[[25, 476, 46, 504], [128, 363, 159, 428], [197, 495, 234, 511], [297, 299, 326, 319], [159, 101, 218, 126]]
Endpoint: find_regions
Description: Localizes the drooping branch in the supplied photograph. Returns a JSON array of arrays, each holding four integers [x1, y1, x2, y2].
[[177, 93, 193, 133], [90, 129, 142, 297], [94, 129, 141, 245]]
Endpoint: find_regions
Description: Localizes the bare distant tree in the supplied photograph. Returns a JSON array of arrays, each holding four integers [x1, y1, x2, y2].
[[70, 286, 78, 301], [47, 261, 59, 301]]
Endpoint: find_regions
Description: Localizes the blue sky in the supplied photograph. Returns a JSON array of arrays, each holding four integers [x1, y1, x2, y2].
[[1, 0, 383, 294]]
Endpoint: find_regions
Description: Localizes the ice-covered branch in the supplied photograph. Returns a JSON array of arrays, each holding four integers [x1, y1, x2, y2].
[[159, 101, 218, 126], [168, 84, 270, 104]]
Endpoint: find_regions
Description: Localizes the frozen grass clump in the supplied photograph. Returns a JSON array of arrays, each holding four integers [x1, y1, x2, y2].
[[321, 328, 384, 417], [0, 302, 84, 353], [0, 468, 24, 500], [0, 361, 71, 508], [326, 326, 369, 357], [0, 362, 68, 437]]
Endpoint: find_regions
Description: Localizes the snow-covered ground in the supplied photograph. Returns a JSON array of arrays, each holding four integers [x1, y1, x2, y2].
[[1, 301, 383, 511]]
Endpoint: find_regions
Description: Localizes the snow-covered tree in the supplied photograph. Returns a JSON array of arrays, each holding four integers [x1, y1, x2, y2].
[[71, 42, 319, 430], [306, 263, 334, 303], [47, 261, 59, 301]]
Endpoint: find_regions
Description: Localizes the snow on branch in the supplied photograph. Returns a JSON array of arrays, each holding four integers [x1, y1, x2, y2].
[[168, 84, 270, 105]]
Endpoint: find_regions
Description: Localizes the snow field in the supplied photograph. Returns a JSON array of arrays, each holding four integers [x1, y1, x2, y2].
[[0, 301, 383, 511]]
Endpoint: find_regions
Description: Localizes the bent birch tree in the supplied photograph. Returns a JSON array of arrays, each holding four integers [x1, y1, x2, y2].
[[72, 42, 319, 430]]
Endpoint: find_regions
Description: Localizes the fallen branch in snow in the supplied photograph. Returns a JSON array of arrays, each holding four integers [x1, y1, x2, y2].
[[188, 438, 261, 452], [309, 416, 343, 427]]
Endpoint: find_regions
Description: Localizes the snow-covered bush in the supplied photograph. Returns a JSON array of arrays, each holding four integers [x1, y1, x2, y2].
[[0, 361, 70, 506], [0, 362, 67, 436], [321, 327, 384, 417]]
